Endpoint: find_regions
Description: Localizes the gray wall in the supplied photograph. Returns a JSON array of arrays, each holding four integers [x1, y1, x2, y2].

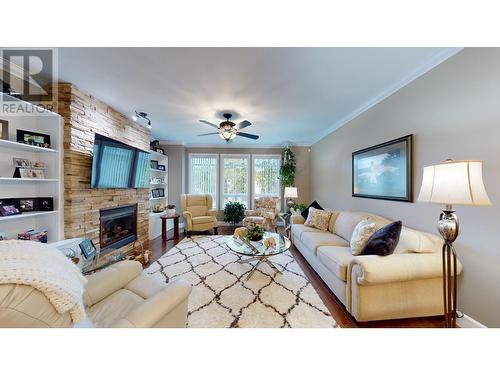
[[310, 48, 500, 327]]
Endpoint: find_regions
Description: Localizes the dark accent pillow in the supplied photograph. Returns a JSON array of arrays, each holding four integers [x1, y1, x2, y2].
[[362, 221, 402, 256], [301, 200, 323, 220]]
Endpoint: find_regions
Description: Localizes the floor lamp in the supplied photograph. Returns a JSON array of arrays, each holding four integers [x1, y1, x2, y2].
[[417, 160, 491, 328]]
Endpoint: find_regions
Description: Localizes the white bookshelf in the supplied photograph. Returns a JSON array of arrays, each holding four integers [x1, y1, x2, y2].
[[149, 149, 170, 239], [0, 93, 63, 243]]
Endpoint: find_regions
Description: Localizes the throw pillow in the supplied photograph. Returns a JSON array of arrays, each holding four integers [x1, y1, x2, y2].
[[350, 219, 376, 255], [362, 221, 402, 256], [301, 200, 323, 220], [304, 207, 332, 231]]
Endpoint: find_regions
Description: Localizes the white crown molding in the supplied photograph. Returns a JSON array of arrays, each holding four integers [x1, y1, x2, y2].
[[311, 47, 464, 145], [183, 142, 312, 149]]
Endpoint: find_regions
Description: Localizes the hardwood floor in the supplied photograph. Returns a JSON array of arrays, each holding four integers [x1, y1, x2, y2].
[[148, 226, 444, 328]]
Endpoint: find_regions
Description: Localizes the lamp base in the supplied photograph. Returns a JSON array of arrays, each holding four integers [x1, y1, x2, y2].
[[438, 207, 459, 328]]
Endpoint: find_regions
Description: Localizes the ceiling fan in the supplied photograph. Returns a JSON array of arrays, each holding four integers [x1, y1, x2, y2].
[[198, 113, 259, 142]]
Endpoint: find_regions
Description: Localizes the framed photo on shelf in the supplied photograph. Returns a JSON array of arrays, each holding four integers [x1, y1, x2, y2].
[[19, 168, 45, 179], [38, 197, 54, 211], [79, 239, 97, 259], [157, 188, 165, 197], [19, 199, 35, 212], [150, 160, 158, 169], [157, 164, 166, 171], [13, 158, 31, 168], [16, 129, 51, 148], [155, 147, 165, 154], [151, 189, 159, 198]]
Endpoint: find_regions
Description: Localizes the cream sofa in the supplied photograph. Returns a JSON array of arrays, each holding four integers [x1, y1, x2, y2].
[[291, 210, 462, 322], [0, 260, 192, 328]]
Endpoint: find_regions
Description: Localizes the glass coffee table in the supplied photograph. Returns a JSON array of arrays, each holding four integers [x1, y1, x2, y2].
[[226, 231, 291, 280]]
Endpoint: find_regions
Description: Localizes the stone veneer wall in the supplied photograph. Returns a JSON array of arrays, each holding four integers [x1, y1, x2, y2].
[[55, 83, 150, 256]]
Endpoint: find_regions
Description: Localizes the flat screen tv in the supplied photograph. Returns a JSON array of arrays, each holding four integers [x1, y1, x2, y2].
[[91, 133, 150, 189]]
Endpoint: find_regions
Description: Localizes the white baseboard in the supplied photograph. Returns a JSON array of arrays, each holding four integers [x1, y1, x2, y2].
[[456, 312, 487, 328]]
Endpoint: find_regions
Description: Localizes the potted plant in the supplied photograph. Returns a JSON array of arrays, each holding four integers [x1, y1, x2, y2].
[[245, 224, 265, 241], [166, 204, 176, 216], [291, 203, 307, 215], [223, 201, 246, 227], [279, 146, 296, 187]]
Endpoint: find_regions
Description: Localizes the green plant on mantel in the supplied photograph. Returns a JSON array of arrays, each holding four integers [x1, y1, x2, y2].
[[279, 146, 296, 187]]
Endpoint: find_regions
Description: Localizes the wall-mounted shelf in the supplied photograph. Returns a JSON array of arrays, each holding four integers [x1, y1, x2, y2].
[[0, 210, 59, 222], [0, 138, 58, 153], [150, 168, 167, 173], [0, 177, 59, 182], [150, 196, 167, 201]]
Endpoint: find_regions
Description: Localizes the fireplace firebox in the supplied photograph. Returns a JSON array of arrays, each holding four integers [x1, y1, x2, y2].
[[99, 204, 137, 252]]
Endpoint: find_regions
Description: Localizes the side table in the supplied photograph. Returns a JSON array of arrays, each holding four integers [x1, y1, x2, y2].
[[161, 214, 180, 241], [279, 212, 292, 237]]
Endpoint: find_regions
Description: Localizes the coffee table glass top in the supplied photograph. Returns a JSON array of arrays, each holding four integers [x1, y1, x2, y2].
[[226, 231, 291, 257]]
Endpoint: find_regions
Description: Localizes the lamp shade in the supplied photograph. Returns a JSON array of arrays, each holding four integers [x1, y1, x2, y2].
[[284, 187, 298, 198], [417, 160, 491, 206]]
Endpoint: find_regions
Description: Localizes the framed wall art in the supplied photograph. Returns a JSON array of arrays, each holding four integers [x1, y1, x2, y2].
[[352, 134, 413, 202]]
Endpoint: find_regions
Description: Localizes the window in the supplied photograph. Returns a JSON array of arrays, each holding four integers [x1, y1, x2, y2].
[[189, 154, 218, 208], [253, 155, 281, 200], [220, 154, 250, 208]]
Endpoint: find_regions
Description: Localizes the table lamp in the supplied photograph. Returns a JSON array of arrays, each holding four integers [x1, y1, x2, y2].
[[417, 160, 491, 327], [284, 187, 298, 211]]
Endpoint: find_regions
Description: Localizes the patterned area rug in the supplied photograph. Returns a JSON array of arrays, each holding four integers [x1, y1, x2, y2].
[[146, 235, 338, 328]]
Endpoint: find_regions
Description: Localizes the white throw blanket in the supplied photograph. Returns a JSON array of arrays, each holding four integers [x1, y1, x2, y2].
[[0, 240, 88, 324]]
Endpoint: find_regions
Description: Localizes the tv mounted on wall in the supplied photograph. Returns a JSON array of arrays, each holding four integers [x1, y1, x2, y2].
[[91, 133, 150, 189]]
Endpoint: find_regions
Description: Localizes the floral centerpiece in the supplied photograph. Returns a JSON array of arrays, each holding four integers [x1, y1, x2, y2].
[[245, 224, 265, 241]]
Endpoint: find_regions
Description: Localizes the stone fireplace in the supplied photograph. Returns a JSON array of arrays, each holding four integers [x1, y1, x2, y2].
[[100, 204, 137, 253]]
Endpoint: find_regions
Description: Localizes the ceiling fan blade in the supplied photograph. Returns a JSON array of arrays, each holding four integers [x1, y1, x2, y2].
[[237, 120, 252, 130], [197, 132, 220, 137], [199, 120, 220, 129], [236, 132, 259, 140]]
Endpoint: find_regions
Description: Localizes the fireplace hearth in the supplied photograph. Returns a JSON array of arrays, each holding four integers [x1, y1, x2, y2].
[[100, 204, 137, 252]]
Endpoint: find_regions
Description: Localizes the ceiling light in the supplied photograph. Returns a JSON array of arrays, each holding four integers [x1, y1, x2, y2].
[[134, 111, 152, 129]]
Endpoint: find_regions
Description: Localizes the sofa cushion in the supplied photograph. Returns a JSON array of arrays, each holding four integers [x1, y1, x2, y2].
[[350, 219, 377, 255], [192, 216, 215, 225], [300, 231, 349, 254], [291, 224, 325, 241], [328, 210, 340, 233], [317, 246, 355, 281], [301, 200, 323, 220], [333, 211, 370, 241], [362, 221, 402, 256], [88, 289, 143, 328], [304, 207, 332, 231], [395, 227, 442, 254]]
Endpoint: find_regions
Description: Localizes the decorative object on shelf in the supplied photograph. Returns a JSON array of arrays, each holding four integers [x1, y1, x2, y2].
[[16, 129, 51, 148], [19, 199, 35, 212], [152, 203, 165, 213], [223, 201, 246, 228], [279, 146, 296, 187], [0, 204, 20, 216], [352, 134, 413, 202], [0, 119, 7, 140], [284, 186, 298, 211], [78, 238, 97, 260], [155, 147, 165, 154], [18, 228, 48, 243], [150, 160, 159, 169], [245, 223, 265, 241], [150, 176, 165, 184], [157, 164, 166, 171], [418, 159, 492, 328], [150, 140, 159, 150], [0, 232, 6, 240], [13, 158, 31, 168], [31, 161, 47, 169], [16, 168, 45, 179], [166, 204, 176, 216]]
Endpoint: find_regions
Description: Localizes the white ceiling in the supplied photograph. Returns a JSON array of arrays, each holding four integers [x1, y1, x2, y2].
[[57, 47, 461, 147]]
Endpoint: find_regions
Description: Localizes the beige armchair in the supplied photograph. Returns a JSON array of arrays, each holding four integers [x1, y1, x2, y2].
[[0, 260, 192, 328], [243, 196, 280, 232], [180, 194, 218, 236]]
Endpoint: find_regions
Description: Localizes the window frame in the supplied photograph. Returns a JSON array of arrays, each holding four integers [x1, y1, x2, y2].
[[188, 153, 219, 209], [251, 154, 282, 207], [220, 153, 251, 209]]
